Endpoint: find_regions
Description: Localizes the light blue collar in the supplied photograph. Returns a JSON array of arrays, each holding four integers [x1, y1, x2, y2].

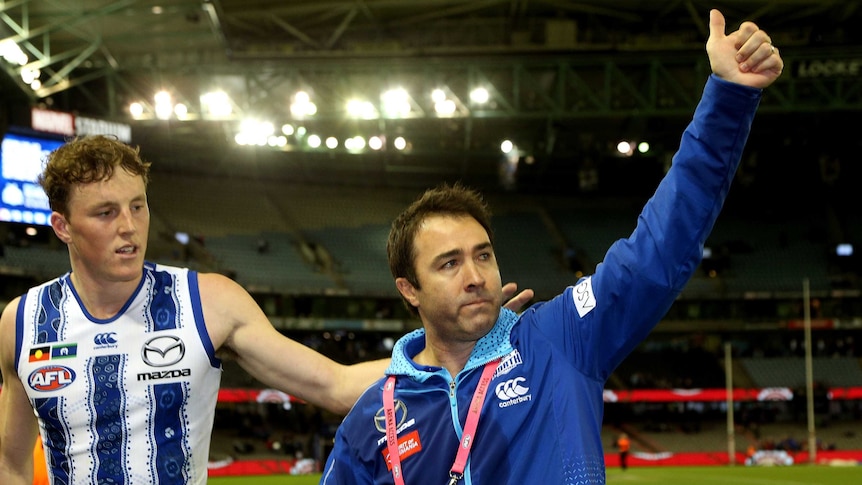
[[387, 308, 519, 380]]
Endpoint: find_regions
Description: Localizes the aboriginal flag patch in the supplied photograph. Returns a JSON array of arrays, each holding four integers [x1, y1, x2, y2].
[[29, 346, 51, 363]]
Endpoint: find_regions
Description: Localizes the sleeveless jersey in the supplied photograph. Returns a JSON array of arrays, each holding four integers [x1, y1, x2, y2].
[[14, 262, 222, 485]]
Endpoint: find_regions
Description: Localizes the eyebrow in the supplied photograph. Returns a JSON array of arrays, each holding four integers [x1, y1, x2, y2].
[[431, 242, 492, 265]]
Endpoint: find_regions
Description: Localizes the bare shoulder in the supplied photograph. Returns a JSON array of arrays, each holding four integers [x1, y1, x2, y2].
[[0, 296, 21, 371], [195, 272, 262, 351]]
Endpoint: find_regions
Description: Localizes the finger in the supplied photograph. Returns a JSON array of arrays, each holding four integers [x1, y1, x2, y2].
[[734, 21, 763, 50], [501, 282, 518, 301], [503, 289, 535, 313], [740, 38, 778, 73], [708, 9, 726, 43]]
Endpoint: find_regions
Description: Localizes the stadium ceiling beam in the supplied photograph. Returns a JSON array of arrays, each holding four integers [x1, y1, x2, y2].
[[110, 49, 862, 123]]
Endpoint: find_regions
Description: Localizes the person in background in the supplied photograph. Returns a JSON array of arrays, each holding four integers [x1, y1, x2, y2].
[[0, 134, 533, 485], [31, 436, 48, 485], [320, 9, 783, 484], [615, 433, 631, 471]]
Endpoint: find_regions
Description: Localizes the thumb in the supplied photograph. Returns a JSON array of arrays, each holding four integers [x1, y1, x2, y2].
[[708, 9, 726, 42]]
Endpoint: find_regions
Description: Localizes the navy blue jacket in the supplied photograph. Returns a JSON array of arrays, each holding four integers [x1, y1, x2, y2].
[[321, 75, 762, 485]]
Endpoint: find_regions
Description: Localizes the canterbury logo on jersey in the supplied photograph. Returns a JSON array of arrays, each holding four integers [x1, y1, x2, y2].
[[94, 333, 118, 347], [495, 376, 532, 408]]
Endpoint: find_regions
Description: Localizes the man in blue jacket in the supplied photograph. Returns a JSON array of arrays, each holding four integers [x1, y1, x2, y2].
[[321, 9, 784, 485]]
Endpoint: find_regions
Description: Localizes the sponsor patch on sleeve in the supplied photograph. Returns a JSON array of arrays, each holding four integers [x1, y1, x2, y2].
[[572, 277, 597, 318]]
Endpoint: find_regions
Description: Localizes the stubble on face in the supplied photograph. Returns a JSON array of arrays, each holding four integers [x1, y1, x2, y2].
[[410, 215, 503, 347]]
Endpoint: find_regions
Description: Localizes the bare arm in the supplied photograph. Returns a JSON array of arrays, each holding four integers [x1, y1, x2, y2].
[[0, 297, 38, 485], [200, 274, 533, 414], [200, 273, 386, 414]]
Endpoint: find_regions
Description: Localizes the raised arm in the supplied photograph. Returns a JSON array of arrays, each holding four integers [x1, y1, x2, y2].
[[526, 10, 784, 379], [0, 297, 39, 485], [707, 9, 783, 88]]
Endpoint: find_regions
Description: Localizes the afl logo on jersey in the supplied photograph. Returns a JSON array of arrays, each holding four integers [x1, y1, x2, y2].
[[28, 365, 76, 392], [141, 335, 185, 367]]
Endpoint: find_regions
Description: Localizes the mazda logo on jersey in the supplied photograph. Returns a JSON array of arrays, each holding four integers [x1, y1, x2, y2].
[[28, 365, 76, 392], [141, 335, 185, 367]]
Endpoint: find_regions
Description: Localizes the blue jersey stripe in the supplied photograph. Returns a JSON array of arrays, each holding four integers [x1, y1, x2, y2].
[[152, 382, 188, 483], [35, 397, 71, 485], [91, 354, 127, 484]]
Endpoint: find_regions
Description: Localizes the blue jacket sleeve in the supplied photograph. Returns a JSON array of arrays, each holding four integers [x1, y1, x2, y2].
[[524, 75, 763, 381], [320, 426, 374, 485]]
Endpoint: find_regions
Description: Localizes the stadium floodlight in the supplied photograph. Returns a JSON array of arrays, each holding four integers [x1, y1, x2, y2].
[[470, 87, 490, 104]]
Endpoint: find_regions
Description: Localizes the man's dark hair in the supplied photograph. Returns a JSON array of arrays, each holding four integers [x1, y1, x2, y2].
[[387, 183, 494, 316]]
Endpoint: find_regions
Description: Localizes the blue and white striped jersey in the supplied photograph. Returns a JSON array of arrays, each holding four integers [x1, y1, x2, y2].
[[15, 262, 222, 485]]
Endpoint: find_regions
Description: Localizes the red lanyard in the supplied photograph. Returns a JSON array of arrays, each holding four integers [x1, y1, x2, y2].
[[383, 359, 499, 485]]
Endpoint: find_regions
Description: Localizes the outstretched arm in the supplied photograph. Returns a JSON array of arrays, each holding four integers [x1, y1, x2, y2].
[[204, 274, 535, 415]]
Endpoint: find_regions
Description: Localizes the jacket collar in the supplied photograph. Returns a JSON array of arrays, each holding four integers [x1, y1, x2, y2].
[[386, 308, 519, 380]]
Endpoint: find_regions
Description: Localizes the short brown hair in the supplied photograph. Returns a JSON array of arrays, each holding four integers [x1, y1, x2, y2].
[[38, 135, 151, 216], [387, 183, 494, 315]]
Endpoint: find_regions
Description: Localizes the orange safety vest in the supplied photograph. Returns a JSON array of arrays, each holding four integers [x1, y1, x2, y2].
[[617, 436, 631, 452], [33, 435, 49, 485]]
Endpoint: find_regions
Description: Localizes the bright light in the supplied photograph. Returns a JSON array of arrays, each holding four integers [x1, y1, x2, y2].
[[235, 119, 275, 146], [381, 88, 411, 117], [201, 91, 232, 117], [470, 87, 490, 104], [20, 67, 40, 84], [500, 140, 515, 154], [0, 39, 28, 65], [282, 124, 295, 136], [616, 141, 633, 156], [154, 91, 171, 105], [154, 91, 173, 120], [155, 103, 173, 120], [130, 102, 144, 118], [346, 99, 377, 119], [259, 121, 274, 135], [368, 136, 384, 150], [30, 79, 41, 90], [325, 137, 338, 149], [173, 103, 188, 118], [291, 91, 317, 118], [431, 89, 446, 103], [307, 134, 321, 148], [393, 136, 407, 151], [435, 99, 456, 116], [637, 141, 650, 153], [345, 136, 366, 151]]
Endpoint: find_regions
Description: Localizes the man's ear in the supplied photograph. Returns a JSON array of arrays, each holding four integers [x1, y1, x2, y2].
[[50, 212, 72, 244], [395, 277, 419, 308]]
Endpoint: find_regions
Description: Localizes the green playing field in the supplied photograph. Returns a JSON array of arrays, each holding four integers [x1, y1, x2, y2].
[[207, 464, 861, 484]]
